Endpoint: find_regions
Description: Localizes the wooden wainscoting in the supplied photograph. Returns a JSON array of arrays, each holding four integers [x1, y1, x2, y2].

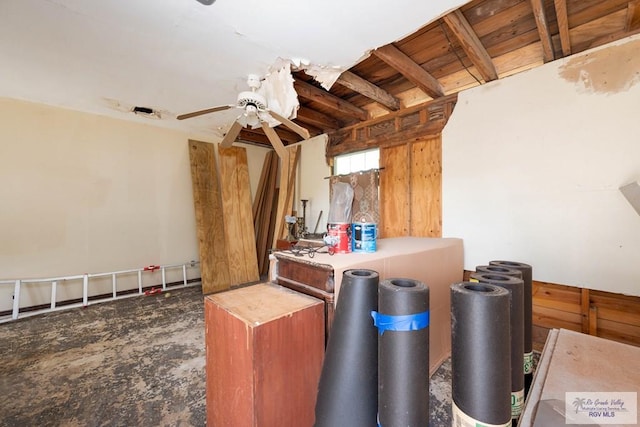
[[462, 271, 640, 350], [533, 280, 640, 350]]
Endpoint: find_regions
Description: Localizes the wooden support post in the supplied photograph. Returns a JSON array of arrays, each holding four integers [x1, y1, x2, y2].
[[581, 287, 598, 336], [589, 306, 598, 336], [581, 288, 590, 333]]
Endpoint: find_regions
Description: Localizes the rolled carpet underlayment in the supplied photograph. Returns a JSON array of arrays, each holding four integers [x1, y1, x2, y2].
[[470, 271, 526, 421], [490, 260, 534, 396], [451, 282, 512, 427], [475, 264, 523, 280], [374, 278, 430, 427], [314, 269, 379, 427]]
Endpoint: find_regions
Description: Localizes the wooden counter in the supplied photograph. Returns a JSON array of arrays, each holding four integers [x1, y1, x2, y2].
[[520, 328, 640, 426], [274, 237, 464, 373]]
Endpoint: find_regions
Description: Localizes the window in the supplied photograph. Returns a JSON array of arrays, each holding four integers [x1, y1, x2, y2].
[[330, 148, 380, 226], [334, 148, 379, 175]]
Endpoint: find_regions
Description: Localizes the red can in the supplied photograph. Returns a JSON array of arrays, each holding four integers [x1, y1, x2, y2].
[[327, 222, 351, 253]]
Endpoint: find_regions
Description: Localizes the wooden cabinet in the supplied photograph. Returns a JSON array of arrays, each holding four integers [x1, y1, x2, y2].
[[205, 283, 325, 427], [274, 237, 464, 372], [275, 239, 297, 250], [275, 254, 335, 344], [275, 254, 334, 292]]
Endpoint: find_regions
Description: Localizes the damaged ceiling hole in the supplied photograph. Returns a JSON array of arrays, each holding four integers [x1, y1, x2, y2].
[[132, 106, 160, 118]]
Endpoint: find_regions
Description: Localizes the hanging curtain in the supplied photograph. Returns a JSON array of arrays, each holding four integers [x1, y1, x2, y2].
[[329, 169, 380, 224]]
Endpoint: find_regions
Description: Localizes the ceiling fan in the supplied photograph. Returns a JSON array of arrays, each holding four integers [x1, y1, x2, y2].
[[177, 75, 310, 157]]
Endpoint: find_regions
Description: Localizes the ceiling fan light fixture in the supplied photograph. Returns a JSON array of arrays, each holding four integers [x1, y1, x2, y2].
[[236, 107, 261, 129], [247, 117, 261, 128], [178, 73, 310, 149], [246, 112, 261, 129], [236, 91, 267, 111]]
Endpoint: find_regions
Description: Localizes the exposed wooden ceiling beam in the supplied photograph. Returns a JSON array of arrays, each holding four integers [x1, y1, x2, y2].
[[327, 94, 458, 157], [239, 125, 299, 145], [237, 129, 272, 146], [554, 0, 571, 56], [373, 44, 445, 99], [530, 0, 556, 62], [442, 10, 498, 82], [294, 79, 368, 121], [336, 71, 401, 111], [296, 106, 342, 130], [627, 0, 640, 31], [267, 125, 304, 143], [290, 119, 323, 137]]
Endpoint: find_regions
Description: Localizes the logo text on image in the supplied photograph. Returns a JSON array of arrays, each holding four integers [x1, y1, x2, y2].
[[565, 392, 637, 425]]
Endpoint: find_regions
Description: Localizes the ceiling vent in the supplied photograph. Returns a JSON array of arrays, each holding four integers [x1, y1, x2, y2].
[[132, 106, 161, 119]]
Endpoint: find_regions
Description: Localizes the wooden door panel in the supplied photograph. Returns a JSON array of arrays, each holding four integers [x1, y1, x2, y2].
[[379, 135, 442, 239], [411, 136, 442, 237]]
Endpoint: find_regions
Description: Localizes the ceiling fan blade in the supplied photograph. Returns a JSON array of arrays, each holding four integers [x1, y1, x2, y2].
[[176, 105, 234, 120], [261, 122, 288, 160], [220, 120, 243, 148], [267, 110, 311, 140]]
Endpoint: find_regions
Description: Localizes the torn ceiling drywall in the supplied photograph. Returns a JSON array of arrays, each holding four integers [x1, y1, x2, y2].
[[0, 0, 470, 138]]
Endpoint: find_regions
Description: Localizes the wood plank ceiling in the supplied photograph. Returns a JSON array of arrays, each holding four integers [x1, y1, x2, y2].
[[237, 0, 640, 152]]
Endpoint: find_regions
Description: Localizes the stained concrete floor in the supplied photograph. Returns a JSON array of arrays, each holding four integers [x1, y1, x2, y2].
[[0, 285, 206, 427], [0, 283, 532, 426]]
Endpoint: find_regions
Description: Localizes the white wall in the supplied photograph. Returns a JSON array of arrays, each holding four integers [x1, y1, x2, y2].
[[296, 134, 332, 235], [442, 35, 640, 296], [243, 143, 272, 202], [0, 98, 267, 309]]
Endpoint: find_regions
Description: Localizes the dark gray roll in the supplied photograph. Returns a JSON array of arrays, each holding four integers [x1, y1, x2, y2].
[[314, 269, 379, 427], [475, 264, 523, 279], [489, 260, 533, 396], [451, 282, 511, 427], [376, 278, 429, 427], [469, 272, 525, 421]]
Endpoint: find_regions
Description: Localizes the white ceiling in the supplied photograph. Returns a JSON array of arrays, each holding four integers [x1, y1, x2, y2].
[[0, 0, 469, 138]]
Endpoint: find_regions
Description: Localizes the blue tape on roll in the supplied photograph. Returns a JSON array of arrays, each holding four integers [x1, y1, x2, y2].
[[370, 310, 429, 335]]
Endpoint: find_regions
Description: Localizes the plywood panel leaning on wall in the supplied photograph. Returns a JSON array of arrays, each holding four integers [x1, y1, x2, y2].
[[252, 150, 279, 276], [188, 140, 231, 294], [218, 145, 260, 286], [272, 145, 301, 246], [379, 144, 410, 238]]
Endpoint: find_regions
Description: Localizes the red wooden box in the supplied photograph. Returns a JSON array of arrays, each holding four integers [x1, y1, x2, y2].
[[205, 283, 325, 427]]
